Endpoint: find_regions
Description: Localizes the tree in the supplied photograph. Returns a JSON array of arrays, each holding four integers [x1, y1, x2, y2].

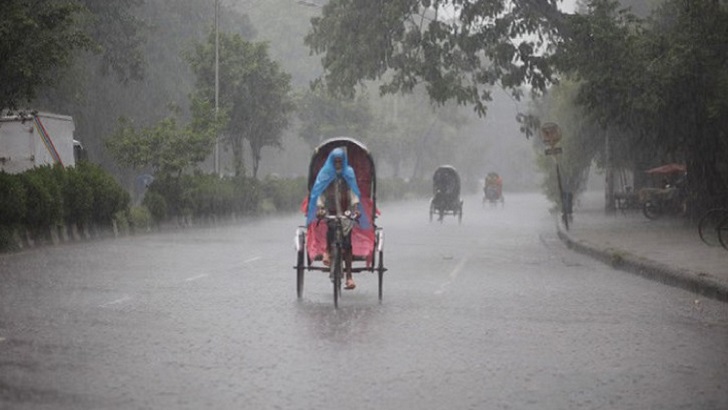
[[296, 84, 373, 147], [551, 0, 728, 213], [304, 0, 566, 117], [105, 98, 220, 179], [32, 0, 254, 176], [188, 31, 294, 178], [0, 0, 91, 110], [78, 0, 146, 83]]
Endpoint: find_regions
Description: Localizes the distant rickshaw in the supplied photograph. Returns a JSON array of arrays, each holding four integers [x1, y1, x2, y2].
[[482, 171, 504, 208], [429, 165, 463, 223]]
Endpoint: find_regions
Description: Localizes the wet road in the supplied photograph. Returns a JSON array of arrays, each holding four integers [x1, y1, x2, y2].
[[1, 193, 727, 409]]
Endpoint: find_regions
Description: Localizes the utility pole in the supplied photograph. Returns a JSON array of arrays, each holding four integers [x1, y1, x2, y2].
[[214, 0, 220, 176]]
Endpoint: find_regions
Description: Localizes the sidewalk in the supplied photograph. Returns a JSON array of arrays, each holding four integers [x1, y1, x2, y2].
[[556, 191, 728, 303]]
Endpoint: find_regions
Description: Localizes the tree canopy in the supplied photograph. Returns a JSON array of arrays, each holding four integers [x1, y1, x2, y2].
[[187, 31, 294, 178], [0, 0, 91, 111], [105, 98, 221, 179], [304, 0, 565, 117], [305, 0, 728, 211]]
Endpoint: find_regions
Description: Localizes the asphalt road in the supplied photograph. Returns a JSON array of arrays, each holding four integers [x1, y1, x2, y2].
[[1, 193, 726, 410]]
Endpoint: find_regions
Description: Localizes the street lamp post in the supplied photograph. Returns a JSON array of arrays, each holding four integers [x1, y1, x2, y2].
[[214, 0, 220, 176]]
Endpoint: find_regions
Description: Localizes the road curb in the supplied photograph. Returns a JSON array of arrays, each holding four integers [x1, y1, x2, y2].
[[556, 224, 728, 303]]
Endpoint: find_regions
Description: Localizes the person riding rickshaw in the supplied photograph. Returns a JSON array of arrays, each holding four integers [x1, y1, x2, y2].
[[483, 171, 504, 207]]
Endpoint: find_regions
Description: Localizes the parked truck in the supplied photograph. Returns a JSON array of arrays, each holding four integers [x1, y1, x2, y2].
[[0, 111, 84, 174]]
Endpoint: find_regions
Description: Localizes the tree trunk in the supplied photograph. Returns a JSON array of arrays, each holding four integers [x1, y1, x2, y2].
[[604, 127, 616, 213], [231, 137, 245, 177]]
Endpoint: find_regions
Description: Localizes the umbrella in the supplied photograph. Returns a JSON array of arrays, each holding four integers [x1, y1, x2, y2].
[[645, 163, 686, 174]]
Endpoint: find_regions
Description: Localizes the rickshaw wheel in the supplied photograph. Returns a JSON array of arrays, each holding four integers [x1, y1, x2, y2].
[[296, 250, 305, 298], [377, 251, 384, 300], [643, 201, 662, 220], [331, 247, 342, 308]]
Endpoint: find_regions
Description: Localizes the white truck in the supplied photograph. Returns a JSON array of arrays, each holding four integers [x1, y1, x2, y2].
[[0, 111, 84, 174]]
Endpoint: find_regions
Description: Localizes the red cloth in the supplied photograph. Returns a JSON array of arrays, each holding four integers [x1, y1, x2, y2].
[[304, 196, 376, 267]]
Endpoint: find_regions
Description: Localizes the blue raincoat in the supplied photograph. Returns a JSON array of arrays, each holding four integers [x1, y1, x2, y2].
[[306, 148, 369, 228]]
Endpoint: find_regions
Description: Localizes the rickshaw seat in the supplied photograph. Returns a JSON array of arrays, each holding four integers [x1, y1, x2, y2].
[[305, 197, 376, 267]]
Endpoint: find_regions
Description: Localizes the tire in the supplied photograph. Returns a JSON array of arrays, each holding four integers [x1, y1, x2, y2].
[[458, 203, 463, 224], [377, 250, 384, 301], [698, 208, 728, 246], [643, 201, 662, 220], [296, 250, 305, 298], [331, 246, 342, 308]]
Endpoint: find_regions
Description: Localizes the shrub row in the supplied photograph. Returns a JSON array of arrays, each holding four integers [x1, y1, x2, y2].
[[140, 174, 432, 224], [0, 162, 130, 248], [0, 166, 434, 252]]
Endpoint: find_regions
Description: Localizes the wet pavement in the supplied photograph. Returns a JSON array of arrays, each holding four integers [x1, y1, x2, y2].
[[557, 191, 728, 303], [1, 192, 727, 409]]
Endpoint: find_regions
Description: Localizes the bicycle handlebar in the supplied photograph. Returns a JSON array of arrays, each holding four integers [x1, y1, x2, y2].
[[317, 211, 360, 225]]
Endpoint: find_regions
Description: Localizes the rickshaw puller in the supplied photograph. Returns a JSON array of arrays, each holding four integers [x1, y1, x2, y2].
[[308, 148, 364, 290]]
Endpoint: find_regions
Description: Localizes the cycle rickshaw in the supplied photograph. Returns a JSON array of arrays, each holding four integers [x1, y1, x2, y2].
[[294, 137, 386, 308], [429, 165, 463, 223], [482, 171, 504, 208]]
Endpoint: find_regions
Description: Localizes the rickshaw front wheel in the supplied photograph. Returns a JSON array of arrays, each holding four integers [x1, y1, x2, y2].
[[377, 250, 384, 300], [331, 247, 342, 308], [296, 250, 305, 299]]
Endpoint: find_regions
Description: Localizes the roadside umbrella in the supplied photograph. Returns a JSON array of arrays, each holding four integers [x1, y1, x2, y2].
[[645, 163, 686, 174]]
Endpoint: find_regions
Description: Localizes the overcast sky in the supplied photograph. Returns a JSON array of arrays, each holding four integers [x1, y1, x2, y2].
[[560, 0, 577, 13]]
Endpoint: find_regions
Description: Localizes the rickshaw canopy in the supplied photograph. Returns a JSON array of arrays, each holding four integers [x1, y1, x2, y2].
[[433, 165, 461, 197], [645, 163, 686, 174]]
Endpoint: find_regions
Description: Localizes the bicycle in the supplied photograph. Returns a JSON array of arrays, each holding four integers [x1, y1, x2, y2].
[[320, 211, 358, 308], [698, 207, 728, 250]]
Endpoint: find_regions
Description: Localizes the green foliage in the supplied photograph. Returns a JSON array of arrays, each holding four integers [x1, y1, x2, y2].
[[0, 171, 27, 226], [33, 0, 254, 178], [113, 210, 130, 235], [543, 0, 728, 212], [143, 173, 264, 222], [304, 0, 565, 117], [187, 31, 295, 178], [0, 163, 129, 238], [62, 164, 94, 225], [296, 85, 373, 147], [77, 162, 130, 227], [259, 176, 308, 213], [78, 0, 146, 82], [142, 190, 167, 225], [129, 205, 152, 232], [105, 106, 218, 179], [0, 226, 19, 252], [0, 0, 91, 110], [19, 168, 61, 234]]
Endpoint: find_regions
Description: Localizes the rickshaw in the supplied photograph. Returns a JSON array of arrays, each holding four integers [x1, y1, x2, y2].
[[638, 163, 688, 219], [482, 171, 504, 208], [429, 165, 463, 223], [294, 137, 386, 308]]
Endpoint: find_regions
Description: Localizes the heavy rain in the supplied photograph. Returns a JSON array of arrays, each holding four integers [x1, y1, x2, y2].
[[1, 1, 727, 409]]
